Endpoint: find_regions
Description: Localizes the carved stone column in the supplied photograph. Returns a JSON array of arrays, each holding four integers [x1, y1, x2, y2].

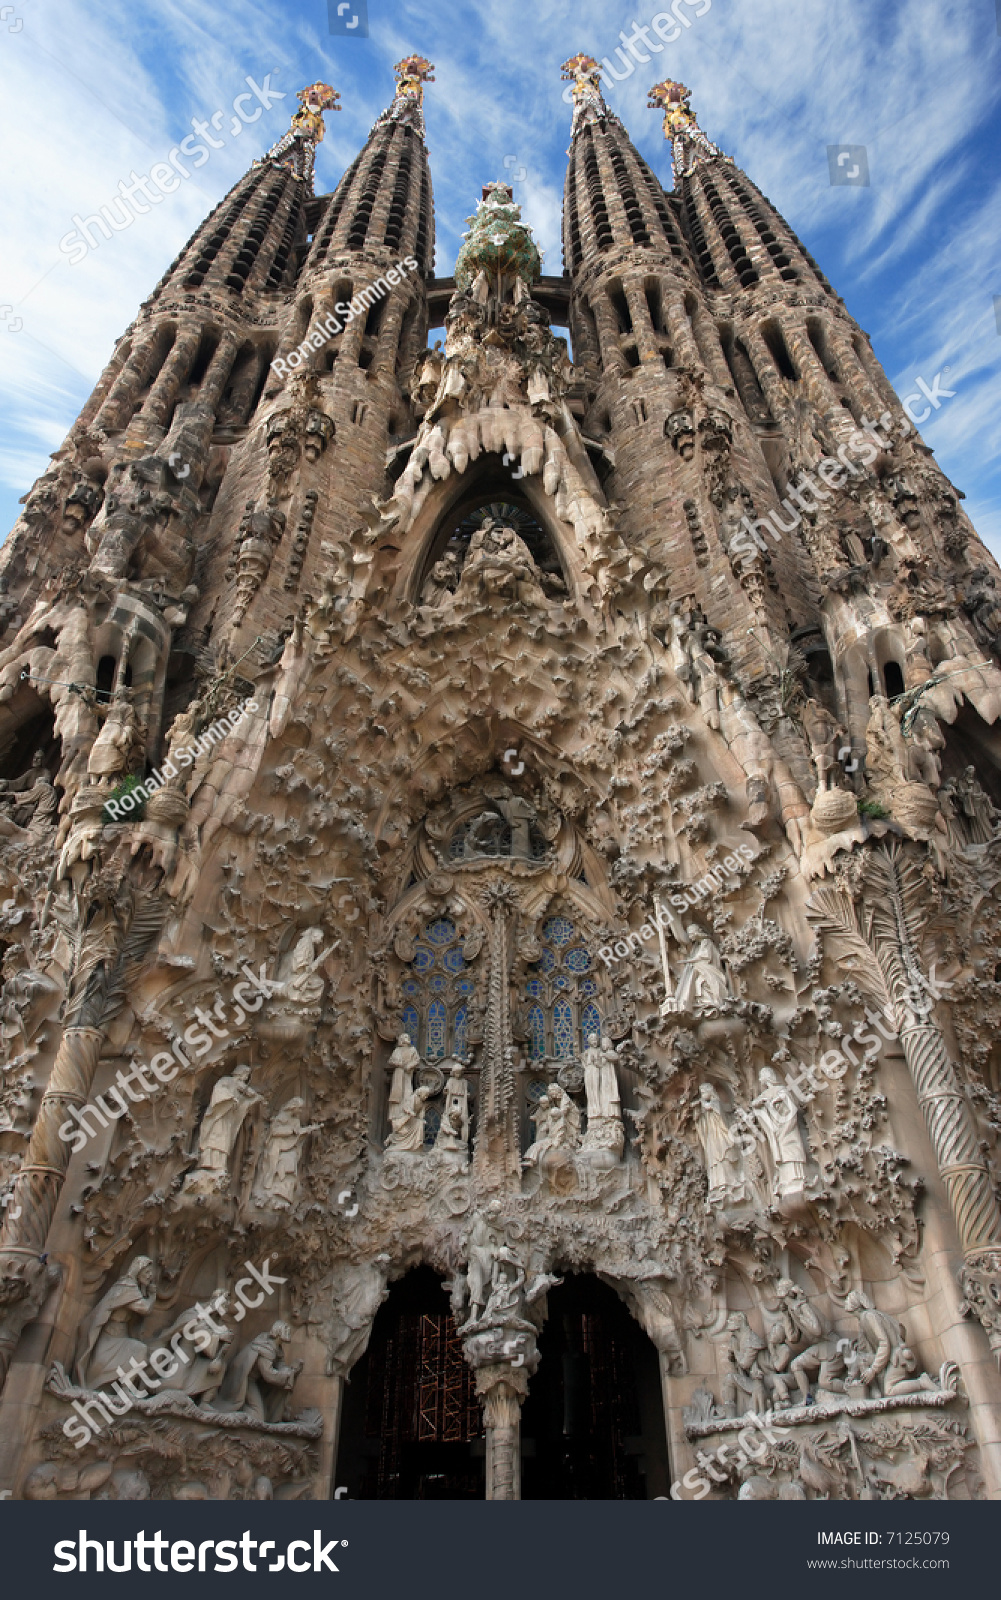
[[0, 1024, 101, 1382], [474, 1363, 529, 1500], [139, 326, 203, 429], [472, 883, 521, 1184], [862, 850, 1001, 1360]]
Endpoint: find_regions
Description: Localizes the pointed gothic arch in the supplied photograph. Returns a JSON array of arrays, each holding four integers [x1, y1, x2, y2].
[[334, 1266, 485, 1499], [394, 459, 584, 607], [519, 1273, 669, 1499]]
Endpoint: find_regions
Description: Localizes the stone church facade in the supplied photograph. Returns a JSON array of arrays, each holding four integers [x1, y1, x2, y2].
[[1, 51, 1000, 1501]]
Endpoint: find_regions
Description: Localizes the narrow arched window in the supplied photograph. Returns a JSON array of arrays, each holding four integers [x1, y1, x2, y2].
[[522, 916, 600, 1061]]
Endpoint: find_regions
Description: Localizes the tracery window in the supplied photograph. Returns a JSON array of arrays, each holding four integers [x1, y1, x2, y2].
[[523, 915, 600, 1061], [400, 918, 474, 1062]]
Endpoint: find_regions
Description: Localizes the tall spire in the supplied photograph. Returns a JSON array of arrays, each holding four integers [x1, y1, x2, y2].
[[375, 53, 435, 138], [260, 81, 341, 187], [647, 79, 726, 177]]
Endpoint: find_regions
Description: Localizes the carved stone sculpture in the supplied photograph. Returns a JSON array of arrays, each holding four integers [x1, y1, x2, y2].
[[694, 1083, 749, 1208], [75, 1256, 156, 1389], [183, 1066, 264, 1196], [212, 1320, 302, 1422], [580, 1031, 624, 1161], [253, 1098, 320, 1208], [753, 1067, 808, 1203]]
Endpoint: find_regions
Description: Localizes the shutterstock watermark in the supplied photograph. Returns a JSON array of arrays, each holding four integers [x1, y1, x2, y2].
[[57, 939, 335, 1157], [103, 696, 257, 821], [729, 966, 953, 1159], [561, 3, 712, 99], [328, 0, 368, 32], [53, 1529, 344, 1573], [59, 74, 287, 265], [827, 145, 869, 186], [62, 1259, 287, 1450], [599, 843, 757, 970], [270, 257, 419, 381], [668, 1410, 790, 1498], [900, 370, 955, 425]]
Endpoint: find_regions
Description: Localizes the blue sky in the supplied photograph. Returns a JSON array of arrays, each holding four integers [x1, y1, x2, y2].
[[2, 0, 1000, 552]]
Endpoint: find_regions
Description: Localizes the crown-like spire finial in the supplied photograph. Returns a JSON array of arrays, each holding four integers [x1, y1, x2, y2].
[[261, 82, 340, 187], [375, 53, 435, 136], [648, 79, 726, 176], [561, 53, 610, 138]]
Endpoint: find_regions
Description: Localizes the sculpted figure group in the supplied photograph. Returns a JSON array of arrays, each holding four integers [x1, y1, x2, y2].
[[720, 1278, 956, 1418], [63, 1256, 303, 1426]]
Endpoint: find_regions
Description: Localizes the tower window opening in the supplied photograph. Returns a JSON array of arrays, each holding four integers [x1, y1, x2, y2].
[[186, 329, 220, 388], [882, 660, 905, 698], [96, 656, 117, 700], [644, 280, 663, 335], [608, 283, 632, 335], [761, 320, 799, 381], [364, 296, 388, 339]]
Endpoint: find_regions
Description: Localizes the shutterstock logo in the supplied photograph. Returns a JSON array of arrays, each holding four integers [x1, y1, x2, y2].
[[827, 144, 870, 186], [328, 0, 368, 33]]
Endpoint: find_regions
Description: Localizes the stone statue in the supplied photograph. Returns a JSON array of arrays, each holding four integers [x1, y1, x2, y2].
[[386, 1082, 432, 1152], [434, 1062, 470, 1153], [75, 1256, 156, 1389], [523, 1084, 581, 1169], [457, 518, 547, 608], [800, 697, 845, 793], [666, 408, 695, 460], [753, 1067, 808, 1202], [385, 1033, 431, 1151], [420, 547, 462, 606], [864, 693, 909, 792], [326, 1258, 390, 1377], [843, 1289, 924, 1398], [765, 1277, 825, 1386], [669, 925, 730, 1013], [252, 1098, 321, 1208], [905, 706, 945, 790], [303, 408, 334, 463], [183, 1066, 264, 1195], [212, 1320, 302, 1422], [463, 808, 506, 858], [464, 1205, 503, 1324], [721, 1311, 775, 1417], [87, 693, 141, 784], [387, 1032, 421, 1124], [694, 1083, 748, 1208], [494, 793, 537, 859], [580, 1032, 624, 1161], [788, 1300, 848, 1403], [272, 927, 327, 1011], [152, 1299, 234, 1404]]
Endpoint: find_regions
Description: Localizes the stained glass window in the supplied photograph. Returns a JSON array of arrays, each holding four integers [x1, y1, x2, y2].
[[397, 920, 476, 1061], [553, 1001, 574, 1057], [522, 914, 601, 1060]]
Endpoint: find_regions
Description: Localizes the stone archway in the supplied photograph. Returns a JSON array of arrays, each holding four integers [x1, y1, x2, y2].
[[333, 1266, 485, 1499], [519, 1273, 670, 1499]]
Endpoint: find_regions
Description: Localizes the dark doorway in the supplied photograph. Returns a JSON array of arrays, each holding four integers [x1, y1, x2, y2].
[[334, 1266, 485, 1500], [520, 1274, 669, 1499]]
